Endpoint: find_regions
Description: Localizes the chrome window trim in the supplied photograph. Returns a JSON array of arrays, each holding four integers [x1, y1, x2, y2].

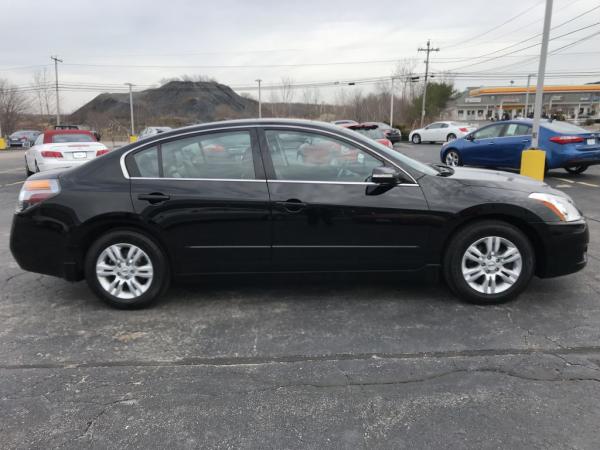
[[119, 124, 419, 185]]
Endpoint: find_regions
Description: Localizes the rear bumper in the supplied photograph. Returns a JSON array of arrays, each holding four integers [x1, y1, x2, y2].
[[533, 220, 589, 278], [37, 158, 89, 172], [10, 211, 81, 281]]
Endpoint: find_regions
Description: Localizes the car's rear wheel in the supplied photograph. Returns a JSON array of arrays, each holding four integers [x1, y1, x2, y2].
[[565, 165, 588, 175], [25, 158, 33, 176], [411, 134, 421, 144], [444, 149, 462, 167], [443, 220, 535, 304], [447, 133, 457, 142], [85, 230, 170, 308]]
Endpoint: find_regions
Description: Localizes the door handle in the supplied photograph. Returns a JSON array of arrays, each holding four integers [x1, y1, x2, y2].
[[137, 192, 170, 204], [277, 199, 307, 213], [522, 139, 531, 143]]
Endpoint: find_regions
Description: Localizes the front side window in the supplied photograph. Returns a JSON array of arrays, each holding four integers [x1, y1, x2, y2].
[[265, 130, 383, 182], [426, 123, 441, 129], [473, 124, 505, 140]]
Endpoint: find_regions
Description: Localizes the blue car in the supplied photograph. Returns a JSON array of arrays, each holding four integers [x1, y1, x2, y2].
[[440, 119, 600, 174]]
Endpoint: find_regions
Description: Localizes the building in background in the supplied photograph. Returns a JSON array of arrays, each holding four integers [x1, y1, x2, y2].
[[445, 84, 600, 124]]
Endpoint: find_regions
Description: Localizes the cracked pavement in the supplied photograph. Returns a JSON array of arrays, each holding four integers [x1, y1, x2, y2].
[[1, 147, 600, 449]]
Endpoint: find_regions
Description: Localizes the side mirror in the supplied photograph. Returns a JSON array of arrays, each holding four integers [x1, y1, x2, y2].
[[466, 134, 475, 141], [371, 166, 399, 184]]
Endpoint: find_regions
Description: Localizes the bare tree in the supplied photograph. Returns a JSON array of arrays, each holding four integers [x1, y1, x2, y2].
[[348, 89, 364, 122], [280, 77, 294, 117], [31, 69, 55, 118], [0, 78, 29, 135]]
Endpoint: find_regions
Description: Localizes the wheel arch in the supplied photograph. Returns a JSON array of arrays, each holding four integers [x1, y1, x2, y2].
[[439, 212, 545, 277], [69, 215, 174, 280]]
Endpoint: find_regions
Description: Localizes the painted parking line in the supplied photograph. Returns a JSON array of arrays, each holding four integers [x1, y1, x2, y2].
[[0, 168, 23, 174], [551, 177, 600, 188], [0, 180, 24, 188], [577, 181, 600, 188], [555, 184, 572, 188], [552, 177, 575, 184]]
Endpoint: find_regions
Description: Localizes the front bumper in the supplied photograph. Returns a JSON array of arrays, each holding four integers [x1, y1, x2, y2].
[[533, 219, 588, 278]]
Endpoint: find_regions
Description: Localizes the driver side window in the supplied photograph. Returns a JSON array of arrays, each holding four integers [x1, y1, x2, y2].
[[473, 124, 505, 140], [265, 130, 383, 182]]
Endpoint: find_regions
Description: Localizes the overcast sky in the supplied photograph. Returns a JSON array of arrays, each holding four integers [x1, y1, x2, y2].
[[2, 0, 599, 112]]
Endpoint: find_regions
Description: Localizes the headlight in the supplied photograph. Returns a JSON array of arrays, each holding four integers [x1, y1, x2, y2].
[[16, 179, 61, 213], [529, 192, 582, 222]]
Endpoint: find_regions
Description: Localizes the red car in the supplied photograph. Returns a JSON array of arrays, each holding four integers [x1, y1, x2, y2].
[[341, 123, 393, 148]]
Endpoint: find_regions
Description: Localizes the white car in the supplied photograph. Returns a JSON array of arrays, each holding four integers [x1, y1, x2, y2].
[[138, 126, 172, 140], [25, 130, 109, 175], [409, 121, 477, 144]]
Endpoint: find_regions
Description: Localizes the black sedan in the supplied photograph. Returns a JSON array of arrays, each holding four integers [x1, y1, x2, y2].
[[8, 130, 40, 148], [10, 119, 588, 308]]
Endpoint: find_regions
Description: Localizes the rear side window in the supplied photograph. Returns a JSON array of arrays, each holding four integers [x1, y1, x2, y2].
[[503, 123, 531, 137], [126, 131, 255, 180], [51, 133, 95, 143], [133, 146, 159, 177]]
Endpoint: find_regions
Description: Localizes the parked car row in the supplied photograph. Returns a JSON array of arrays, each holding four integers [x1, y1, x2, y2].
[[439, 119, 600, 175]]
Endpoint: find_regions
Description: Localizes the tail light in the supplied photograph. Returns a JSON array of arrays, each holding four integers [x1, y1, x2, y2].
[[549, 136, 584, 145], [41, 151, 63, 158], [96, 149, 109, 157], [459, 127, 469, 132], [17, 179, 61, 213]]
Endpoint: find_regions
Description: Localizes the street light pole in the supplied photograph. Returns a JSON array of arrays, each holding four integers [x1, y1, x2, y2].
[[389, 77, 395, 127], [532, 0, 553, 148], [124, 83, 135, 135], [417, 40, 440, 128], [255, 79, 262, 118], [50, 56, 63, 125], [524, 73, 533, 117]]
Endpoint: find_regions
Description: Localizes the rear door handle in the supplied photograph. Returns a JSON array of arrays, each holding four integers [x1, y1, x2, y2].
[[138, 193, 170, 204], [276, 199, 307, 213]]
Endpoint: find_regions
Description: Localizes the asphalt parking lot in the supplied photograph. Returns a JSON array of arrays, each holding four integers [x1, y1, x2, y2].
[[1, 145, 600, 449]]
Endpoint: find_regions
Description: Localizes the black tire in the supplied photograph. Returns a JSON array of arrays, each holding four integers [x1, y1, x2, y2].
[[447, 133, 457, 142], [411, 134, 421, 144], [565, 165, 588, 175], [25, 158, 33, 176], [84, 229, 170, 309], [34, 160, 40, 173], [443, 220, 535, 305]]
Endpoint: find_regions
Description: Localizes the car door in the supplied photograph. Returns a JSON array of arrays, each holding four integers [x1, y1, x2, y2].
[[258, 127, 431, 271], [495, 123, 532, 168], [126, 128, 271, 274], [461, 123, 507, 166], [422, 123, 440, 141]]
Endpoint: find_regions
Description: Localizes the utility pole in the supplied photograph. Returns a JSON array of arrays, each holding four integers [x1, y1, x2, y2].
[[532, 0, 553, 148], [417, 40, 439, 127], [524, 73, 534, 118], [389, 77, 395, 127], [50, 56, 63, 125], [124, 83, 135, 135], [255, 79, 262, 118]]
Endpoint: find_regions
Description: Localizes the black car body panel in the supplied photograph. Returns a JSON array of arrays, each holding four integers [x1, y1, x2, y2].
[[10, 119, 588, 285]]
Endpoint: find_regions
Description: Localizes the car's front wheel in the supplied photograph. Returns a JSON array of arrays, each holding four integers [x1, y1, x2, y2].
[[411, 134, 421, 144], [443, 220, 535, 304], [85, 230, 170, 308], [444, 149, 462, 167], [565, 165, 588, 175]]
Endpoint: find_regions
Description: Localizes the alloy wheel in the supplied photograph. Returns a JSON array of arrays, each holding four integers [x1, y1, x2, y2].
[[95, 243, 154, 299], [445, 151, 460, 166], [461, 236, 522, 295]]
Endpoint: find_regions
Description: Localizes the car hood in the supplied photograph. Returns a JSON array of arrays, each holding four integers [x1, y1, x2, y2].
[[447, 167, 553, 193]]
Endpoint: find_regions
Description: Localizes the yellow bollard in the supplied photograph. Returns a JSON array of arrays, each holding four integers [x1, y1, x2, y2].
[[520, 149, 546, 181], [129, 135, 138, 143], [0, 138, 7, 150]]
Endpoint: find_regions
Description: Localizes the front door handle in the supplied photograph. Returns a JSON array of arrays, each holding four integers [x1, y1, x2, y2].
[[138, 192, 170, 204], [277, 199, 307, 213]]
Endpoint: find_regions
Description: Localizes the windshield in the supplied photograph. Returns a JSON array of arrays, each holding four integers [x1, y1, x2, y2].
[[52, 133, 95, 143], [544, 121, 589, 134]]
